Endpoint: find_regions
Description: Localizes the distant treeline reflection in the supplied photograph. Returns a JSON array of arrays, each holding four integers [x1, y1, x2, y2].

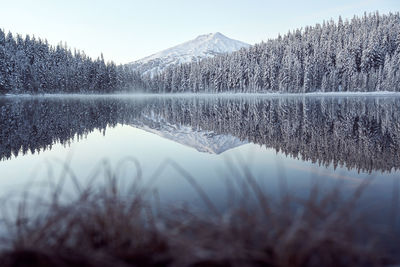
[[1, 96, 399, 173]]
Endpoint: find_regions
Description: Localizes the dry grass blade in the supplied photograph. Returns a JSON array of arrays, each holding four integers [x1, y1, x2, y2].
[[0, 159, 397, 267]]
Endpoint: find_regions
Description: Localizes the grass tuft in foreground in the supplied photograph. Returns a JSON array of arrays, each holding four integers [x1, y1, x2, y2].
[[0, 159, 398, 267]]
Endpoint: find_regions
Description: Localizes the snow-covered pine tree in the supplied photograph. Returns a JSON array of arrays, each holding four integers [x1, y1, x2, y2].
[[142, 12, 400, 94]]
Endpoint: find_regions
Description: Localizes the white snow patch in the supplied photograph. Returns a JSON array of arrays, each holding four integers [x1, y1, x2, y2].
[[128, 32, 250, 76]]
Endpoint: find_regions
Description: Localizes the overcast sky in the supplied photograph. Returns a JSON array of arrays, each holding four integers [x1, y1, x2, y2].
[[0, 0, 398, 64]]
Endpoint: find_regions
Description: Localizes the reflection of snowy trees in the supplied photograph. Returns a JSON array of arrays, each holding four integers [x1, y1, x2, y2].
[[1, 96, 399, 172]]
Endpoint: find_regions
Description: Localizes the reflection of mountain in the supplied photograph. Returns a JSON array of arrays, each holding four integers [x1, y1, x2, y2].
[[1, 96, 400, 173], [131, 115, 246, 154]]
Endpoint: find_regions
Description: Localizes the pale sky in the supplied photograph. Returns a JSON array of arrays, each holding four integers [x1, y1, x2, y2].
[[0, 0, 398, 64]]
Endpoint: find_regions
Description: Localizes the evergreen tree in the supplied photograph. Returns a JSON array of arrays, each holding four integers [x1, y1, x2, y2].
[[139, 12, 400, 94]]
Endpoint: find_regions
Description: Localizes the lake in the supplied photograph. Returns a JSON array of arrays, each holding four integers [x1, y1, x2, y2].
[[1, 94, 400, 211]]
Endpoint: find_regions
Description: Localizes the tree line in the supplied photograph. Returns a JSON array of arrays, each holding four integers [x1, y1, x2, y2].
[[142, 12, 400, 93], [1, 12, 399, 94], [0, 30, 145, 94]]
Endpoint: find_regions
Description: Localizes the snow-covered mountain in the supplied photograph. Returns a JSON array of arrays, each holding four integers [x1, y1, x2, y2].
[[129, 32, 250, 76], [131, 115, 247, 154]]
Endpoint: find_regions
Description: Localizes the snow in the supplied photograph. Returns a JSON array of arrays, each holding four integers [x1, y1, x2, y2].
[[128, 32, 250, 76]]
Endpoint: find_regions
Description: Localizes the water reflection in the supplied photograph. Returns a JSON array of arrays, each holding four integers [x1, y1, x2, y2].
[[1, 95, 399, 173]]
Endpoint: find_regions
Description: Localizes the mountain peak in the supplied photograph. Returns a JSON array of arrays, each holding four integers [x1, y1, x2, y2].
[[210, 32, 225, 38], [129, 33, 250, 76], [197, 32, 223, 39]]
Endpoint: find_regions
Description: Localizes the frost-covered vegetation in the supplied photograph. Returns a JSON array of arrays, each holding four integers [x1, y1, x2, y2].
[[0, 31, 144, 94], [142, 12, 400, 93], [1, 12, 399, 94], [0, 159, 398, 267]]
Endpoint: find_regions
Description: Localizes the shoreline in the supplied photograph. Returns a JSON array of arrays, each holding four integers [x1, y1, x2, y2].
[[2, 91, 400, 99]]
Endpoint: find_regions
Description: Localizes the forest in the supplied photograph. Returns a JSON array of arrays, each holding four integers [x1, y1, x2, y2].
[[0, 12, 399, 94], [0, 30, 144, 94], [144, 12, 400, 93]]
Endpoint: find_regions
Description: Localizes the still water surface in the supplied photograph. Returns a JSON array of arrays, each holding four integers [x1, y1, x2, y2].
[[0, 95, 399, 208]]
